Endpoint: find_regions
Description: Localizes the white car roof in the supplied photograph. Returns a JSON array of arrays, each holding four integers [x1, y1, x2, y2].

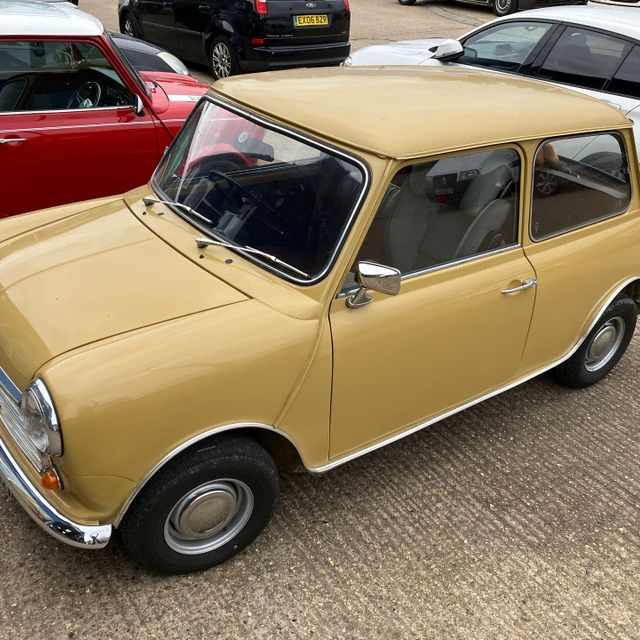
[[487, 4, 640, 41], [0, 0, 103, 37]]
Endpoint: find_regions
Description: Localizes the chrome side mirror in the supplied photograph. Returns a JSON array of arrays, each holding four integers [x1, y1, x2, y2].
[[430, 39, 463, 61], [134, 94, 145, 116], [346, 261, 401, 309]]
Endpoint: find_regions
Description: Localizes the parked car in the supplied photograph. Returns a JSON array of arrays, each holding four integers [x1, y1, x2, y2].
[[110, 31, 191, 76], [0, 0, 207, 217], [118, 0, 351, 80], [398, 0, 585, 17], [591, 0, 640, 6], [347, 5, 640, 169], [0, 66, 638, 573]]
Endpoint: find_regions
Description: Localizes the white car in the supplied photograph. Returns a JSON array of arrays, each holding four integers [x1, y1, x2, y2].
[[347, 5, 640, 165]]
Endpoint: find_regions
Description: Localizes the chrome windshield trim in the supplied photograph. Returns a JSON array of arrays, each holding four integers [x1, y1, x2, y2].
[[150, 95, 372, 287], [0, 367, 22, 404], [318, 276, 640, 472]]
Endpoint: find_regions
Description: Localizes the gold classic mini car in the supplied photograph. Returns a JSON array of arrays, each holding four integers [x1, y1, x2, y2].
[[0, 67, 638, 574]]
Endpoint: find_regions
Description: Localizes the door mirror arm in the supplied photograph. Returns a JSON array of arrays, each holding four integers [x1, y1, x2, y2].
[[346, 261, 401, 309]]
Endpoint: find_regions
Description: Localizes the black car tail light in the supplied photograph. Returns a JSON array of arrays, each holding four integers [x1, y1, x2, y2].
[[254, 0, 267, 14]]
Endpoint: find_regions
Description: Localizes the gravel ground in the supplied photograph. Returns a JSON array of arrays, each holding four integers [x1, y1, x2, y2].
[[1, 1, 639, 638]]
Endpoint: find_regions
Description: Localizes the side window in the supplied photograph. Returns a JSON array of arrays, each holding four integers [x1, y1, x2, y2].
[[356, 148, 520, 276], [536, 28, 632, 90], [0, 41, 135, 112], [459, 22, 554, 72], [531, 133, 631, 241], [608, 45, 640, 99]]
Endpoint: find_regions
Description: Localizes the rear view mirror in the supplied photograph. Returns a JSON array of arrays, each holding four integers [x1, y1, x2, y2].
[[429, 39, 464, 62], [347, 261, 401, 309], [134, 94, 145, 116]]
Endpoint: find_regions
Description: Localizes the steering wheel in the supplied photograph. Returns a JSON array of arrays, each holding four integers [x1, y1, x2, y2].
[[66, 81, 102, 109]]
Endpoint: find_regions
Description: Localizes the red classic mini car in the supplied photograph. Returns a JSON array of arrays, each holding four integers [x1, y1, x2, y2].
[[0, 0, 208, 217]]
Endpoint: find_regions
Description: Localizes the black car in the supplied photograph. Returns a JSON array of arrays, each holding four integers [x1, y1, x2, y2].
[[109, 31, 191, 76], [118, 0, 351, 80]]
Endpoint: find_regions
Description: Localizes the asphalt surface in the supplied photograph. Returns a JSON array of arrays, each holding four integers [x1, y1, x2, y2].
[[1, 1, 639, 639]]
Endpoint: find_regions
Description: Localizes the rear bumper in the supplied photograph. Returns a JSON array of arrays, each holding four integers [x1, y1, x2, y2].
[[0, 436, 111, 549], [240, 41, 351, 72]]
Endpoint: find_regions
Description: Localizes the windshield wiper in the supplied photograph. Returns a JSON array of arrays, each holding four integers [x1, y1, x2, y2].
[[195, 237, 310, 279], [143, 196, 211, 224]]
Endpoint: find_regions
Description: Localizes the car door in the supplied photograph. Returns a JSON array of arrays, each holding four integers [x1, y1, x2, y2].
[[328, 146, 537, 459], [0, 39, 159, 217], [173, 0, 213, 62], [137, 0, 178, 50]]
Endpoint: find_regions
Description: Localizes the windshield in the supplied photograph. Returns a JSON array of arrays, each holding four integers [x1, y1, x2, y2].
[[153, 100, 367, 282], [106, 32, 150, 98]]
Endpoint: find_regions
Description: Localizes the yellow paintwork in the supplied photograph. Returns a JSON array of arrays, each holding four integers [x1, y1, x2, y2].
[[0, 68, 638, 527]]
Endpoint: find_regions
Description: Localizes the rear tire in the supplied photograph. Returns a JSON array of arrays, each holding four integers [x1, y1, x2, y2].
[[210, 36, 241, 80], [553, 295, 637, 389], [120, 434, 279, 574], [398, 0, 417, 4]]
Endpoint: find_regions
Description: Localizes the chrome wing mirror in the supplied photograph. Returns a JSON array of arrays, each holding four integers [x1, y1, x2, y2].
[[346, 261, 401, 309], [134, 94, 145, 116]]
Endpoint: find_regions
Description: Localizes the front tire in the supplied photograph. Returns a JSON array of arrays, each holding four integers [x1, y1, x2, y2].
[[209, 36, 240, 80], [492, 0, 517, 16], [553, 294, 637, 389], [120, 435, 279, 574], [121, 13, 141, 38], [398, 0, 417, 5]]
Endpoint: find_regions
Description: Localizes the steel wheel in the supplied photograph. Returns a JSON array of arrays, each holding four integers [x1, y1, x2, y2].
[[534, 170, 559, 197], [553, 294, 637, 389], [584, 317, 625, 372], [122, 15, 139, 38], [163, 479, 254, 555], [210, 37, 240, 80], [493, 0, 516, 16], [120, 434, 279, 574]]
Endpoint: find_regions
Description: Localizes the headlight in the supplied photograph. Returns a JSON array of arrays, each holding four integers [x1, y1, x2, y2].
[[20, 379, 62, 458]]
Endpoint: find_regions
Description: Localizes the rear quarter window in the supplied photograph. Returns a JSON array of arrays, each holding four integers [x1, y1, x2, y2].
[[530, 132, 631, 241]]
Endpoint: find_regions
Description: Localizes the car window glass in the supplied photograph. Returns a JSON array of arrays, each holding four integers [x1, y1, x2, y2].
[[531, 133, 630, 241], [353, 148, 520, 278], [459, 22, 554, 72], [608, 45, 640, 99], [0, 41, 135, 112], [536, 28, 631, 91]]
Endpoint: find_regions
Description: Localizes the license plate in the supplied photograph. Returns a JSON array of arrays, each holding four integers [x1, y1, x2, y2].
[[293, 14, 329, 27]]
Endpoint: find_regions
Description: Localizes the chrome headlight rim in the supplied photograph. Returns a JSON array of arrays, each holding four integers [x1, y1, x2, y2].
[[20, 379, 62, 459]]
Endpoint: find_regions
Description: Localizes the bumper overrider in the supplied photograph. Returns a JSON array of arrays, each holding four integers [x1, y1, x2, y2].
[[0, 369, 111, 549]]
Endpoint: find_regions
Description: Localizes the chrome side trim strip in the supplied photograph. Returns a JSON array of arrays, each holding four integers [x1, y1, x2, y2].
[[112, 422, 304, 527], [313, 276, 640, 473], [115, 277, 640, 520], [0, 435, 111, 549], [0, 367, 22, 404], [0, 106, 136, 116]]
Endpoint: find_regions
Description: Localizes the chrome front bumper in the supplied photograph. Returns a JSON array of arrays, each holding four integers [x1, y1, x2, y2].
[[0, 427, 112, 550]]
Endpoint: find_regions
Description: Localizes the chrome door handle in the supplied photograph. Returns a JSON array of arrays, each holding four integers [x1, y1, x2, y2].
[[0, 138, 27, 144], [501, 277, 538, 294]]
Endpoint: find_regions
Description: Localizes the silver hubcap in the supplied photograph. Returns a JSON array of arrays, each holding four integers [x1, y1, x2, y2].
[[164, 479, 254, 555], [123, 18, 135, 36], [585, 317, 625, 372], [495, 0, 511, 11], [211, 42, 232, 78]]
